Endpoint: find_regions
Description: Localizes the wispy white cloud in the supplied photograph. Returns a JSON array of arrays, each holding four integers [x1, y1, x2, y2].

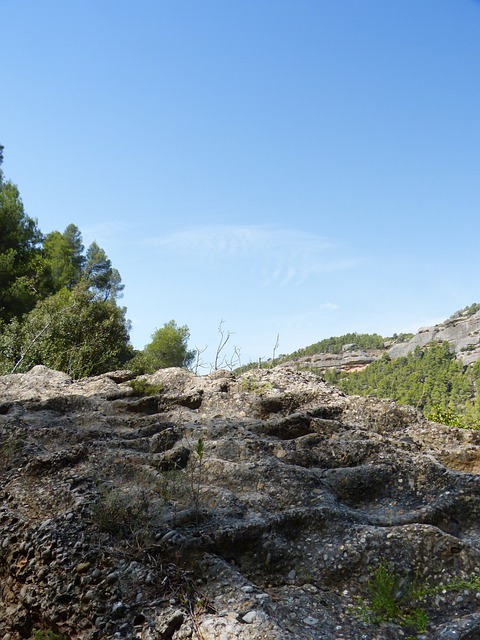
[[148, 224, 359, 286], [81, 221, 130, 247], [319, 302, 340, 311]]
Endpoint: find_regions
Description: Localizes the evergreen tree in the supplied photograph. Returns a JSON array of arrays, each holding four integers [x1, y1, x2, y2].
[[84, 241, 124, 301], [130, 320, 195, 374], [42, 224, 85, 293], [0, 146, 132, 378], [0, 150, 43, 322]]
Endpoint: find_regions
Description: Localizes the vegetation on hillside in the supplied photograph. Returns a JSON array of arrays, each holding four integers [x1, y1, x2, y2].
[[326, 341, 480, 428], [290, 332, 386, 357], [448, 302, 480, 320], [237, 324, 480, 429]]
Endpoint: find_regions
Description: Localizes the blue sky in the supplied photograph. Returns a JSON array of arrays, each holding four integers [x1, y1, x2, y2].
[[2, 0, 480, 367]]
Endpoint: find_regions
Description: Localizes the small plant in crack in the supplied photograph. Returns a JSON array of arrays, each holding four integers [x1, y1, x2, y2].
[[31, 631, 69, 640], [128, 378, 164, 396], [90, 486, 165, 549], [351, 563, 480, 639], [352, 563, 428, 636], [241, 377, 273, 395]]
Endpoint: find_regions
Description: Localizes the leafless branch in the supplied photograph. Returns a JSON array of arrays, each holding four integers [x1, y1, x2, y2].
[[213, 319, 235, 371], [271, 333, 280, 367], [193, 345, 208, 375], [11, 320, 52, 374]]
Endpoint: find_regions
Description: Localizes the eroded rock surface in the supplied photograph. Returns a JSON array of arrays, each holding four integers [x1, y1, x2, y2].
[[1, 365, 480, 639]]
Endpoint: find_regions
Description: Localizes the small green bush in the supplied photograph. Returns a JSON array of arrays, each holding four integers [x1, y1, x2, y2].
[[353, 563, 480, 638], [31, 630, 69, 640], [128, 378, 163, 396], [426, 405, 469, 429], [241, 377, 273, 395], [354, 563, 428, 635], [91, 486, 163, 546]]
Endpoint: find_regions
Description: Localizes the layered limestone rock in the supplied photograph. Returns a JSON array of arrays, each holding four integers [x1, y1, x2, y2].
[[0, 365, 480, 639], [388, 309, 480, 364], [278, 346, 380, 372]]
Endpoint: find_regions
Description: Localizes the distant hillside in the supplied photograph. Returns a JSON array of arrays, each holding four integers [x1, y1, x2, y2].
[[331, 341, 480, 428], [272, 302, 480, 372], [245, 303, 480, 428]]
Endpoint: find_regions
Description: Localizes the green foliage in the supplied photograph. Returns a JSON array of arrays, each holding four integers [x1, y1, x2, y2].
[[42, 224, 85, 293], [0, 146, 131, 378], [354, 563, 428, 635], [131, 320, 195, 374], [354, 564, 480, 638], [449, 302, 480, 320], [426, 405, 468, 428], [291, 333, 385, 358], [0, 284, 132, 378], [84, 240, 124, 301], [336, 341, 480, 428], [188, 437, 206, 516], [31, 631, 69, 640], [128, 378, 163, 396], [0, 176, 43, 322], [241, 376, 273, 395], [386, 332, 415, 343]]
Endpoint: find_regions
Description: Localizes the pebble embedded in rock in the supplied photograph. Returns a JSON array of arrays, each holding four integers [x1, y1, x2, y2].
[[242, 610, 258, 624], [106, 571, 119, 583], [76, 562, 91, 574]]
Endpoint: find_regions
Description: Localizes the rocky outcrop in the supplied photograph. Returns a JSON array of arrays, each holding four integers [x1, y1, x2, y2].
[[278, 346, 381, 373], [1, 365, 480, 639], [388, 309, 480, 364]]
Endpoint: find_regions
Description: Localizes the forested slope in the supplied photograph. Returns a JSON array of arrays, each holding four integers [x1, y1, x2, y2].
[[327, 341, 480, 428]]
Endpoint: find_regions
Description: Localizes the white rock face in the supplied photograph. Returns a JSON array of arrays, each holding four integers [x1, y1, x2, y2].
[[388, 309, 480, 363]]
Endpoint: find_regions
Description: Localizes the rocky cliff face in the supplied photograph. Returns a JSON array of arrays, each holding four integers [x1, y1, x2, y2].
[[280, 308, 480, 374], [388, 309, 480, 364], [279, 346, 380, 373], [1, 365, 480, 639]]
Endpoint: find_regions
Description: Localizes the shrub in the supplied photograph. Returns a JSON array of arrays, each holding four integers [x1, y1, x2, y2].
[[91, 486, 164, 547], [31, 631, 69, 640], [353, 563, 480, 637], [426, 405, 467, 428], [241, 377, 273, 395], [354, 563, 428, 635], [130, 320, 195, 374], [128, 378, 163, 396]]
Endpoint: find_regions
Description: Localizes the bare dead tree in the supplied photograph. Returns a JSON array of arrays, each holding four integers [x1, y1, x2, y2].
[[193, 345, 208, 375], [213, 319, 234, 370], [271, 333, 280, 368], [226, 345, 241, 370]]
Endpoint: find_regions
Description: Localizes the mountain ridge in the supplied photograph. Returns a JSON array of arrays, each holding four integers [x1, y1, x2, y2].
[[275, 304, 480, 372]]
